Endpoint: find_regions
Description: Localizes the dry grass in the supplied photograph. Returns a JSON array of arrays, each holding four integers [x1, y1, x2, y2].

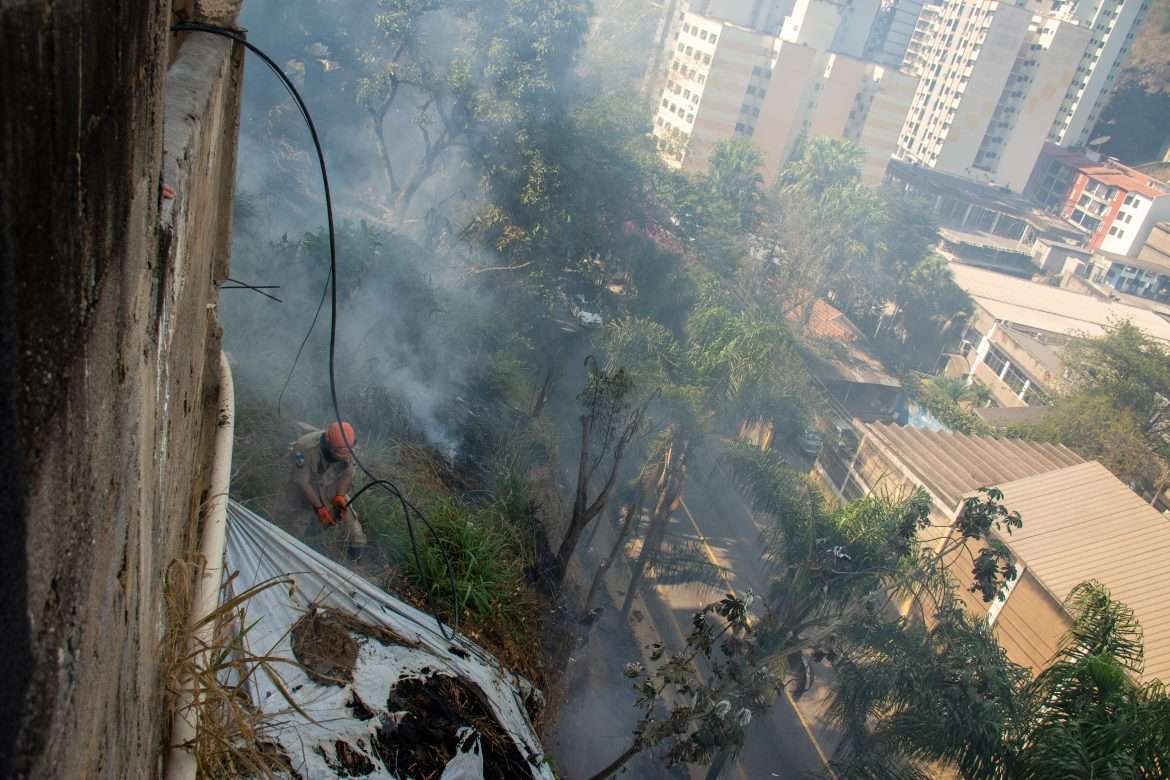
[[162, 558, 307, 780]]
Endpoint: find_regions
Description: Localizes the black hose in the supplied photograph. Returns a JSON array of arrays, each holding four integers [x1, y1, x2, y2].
[[173, 22, 460, 640]]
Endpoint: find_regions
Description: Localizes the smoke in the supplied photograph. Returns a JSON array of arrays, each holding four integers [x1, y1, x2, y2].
[[221, 0, 541, 454]]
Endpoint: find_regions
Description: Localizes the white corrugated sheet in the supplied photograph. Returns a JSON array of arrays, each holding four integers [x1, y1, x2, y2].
[[221, 501, 554, 779]]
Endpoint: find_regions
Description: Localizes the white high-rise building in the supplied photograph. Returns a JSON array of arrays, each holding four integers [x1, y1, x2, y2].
[[698, 0, 797, 31], [780, 0, 882, 57], [866, 0, 929, 69], [654, 11, 917, 184], [1050, 0, 1149, 146], [896, 0, 1148, 193]]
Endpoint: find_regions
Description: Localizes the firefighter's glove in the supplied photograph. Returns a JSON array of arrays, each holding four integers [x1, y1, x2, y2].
[[316, 505, 336, 526], [333, 494, 349, 519]]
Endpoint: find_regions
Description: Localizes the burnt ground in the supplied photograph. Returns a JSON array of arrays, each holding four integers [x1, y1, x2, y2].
[[290, 611, 359, 687], [370, 674, 532, 780]]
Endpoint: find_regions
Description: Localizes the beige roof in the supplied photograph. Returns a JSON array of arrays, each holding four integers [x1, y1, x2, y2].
[[865, 423, 1083, 511], [987, 461, 1170, 683], [950, 263, 1170, 343]]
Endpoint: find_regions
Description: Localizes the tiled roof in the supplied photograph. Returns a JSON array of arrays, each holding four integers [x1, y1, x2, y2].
[[985, 461, 1170, 683], [865, 423, 1083, 511]]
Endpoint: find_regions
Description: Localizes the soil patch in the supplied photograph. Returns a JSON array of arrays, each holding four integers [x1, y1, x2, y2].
[[290, 610, 358, 686], [374, 674, 533, 780]]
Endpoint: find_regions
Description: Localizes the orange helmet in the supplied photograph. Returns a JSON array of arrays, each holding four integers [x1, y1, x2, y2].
[[325, 421, 356, 456]]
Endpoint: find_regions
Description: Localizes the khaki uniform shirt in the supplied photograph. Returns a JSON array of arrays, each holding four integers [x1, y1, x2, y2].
[[289, 430, 356, 504]]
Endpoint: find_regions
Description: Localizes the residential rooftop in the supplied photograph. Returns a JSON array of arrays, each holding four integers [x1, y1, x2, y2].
[[789, 300, 901, 388], [973, 405, 1053, 429], [983, 461, 1170, 683], [864, 422, 1083, 511], [950, 263, 1170, 343], [1042, 144, 1170, 200]]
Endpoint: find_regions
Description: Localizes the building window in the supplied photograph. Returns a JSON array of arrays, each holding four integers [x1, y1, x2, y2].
[[984, 345, 1008, 376], [703, 54, 711, 64], [709, 35, 717, 44], [683, 23, 691, 33], [685, 45, 693, 55], [700, 30, 708, 41], [1003, 363, 1029, 396]]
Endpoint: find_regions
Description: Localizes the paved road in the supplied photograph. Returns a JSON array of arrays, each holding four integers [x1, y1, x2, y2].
[[548, 449, 838, 780], [650, 455, 838, 780]]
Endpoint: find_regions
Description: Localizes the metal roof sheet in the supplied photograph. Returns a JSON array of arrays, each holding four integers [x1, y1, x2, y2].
[[950, 263, 1170, 343], [865, 423, 1083, 511], [983, 461, 1170, 683]]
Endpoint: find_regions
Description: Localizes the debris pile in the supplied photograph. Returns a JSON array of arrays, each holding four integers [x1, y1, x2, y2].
[[221, 501, 554, 779]]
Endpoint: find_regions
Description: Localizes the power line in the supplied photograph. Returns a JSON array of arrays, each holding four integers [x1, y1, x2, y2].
[[174, 22, 460, 640]]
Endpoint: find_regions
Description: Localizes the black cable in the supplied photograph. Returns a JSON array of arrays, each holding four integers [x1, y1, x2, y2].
[[174, 22, 460, 640], [220, 277, 283, 303]]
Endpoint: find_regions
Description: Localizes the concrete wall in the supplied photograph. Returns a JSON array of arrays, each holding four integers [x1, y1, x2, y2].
[[756, 42, 821, 180], [935, 4, 1030, 177], [1139, 221, 1170, 267], [996, 21, 1089, 193], [0, 3, 242, 776], [857, 66, 918, 184]]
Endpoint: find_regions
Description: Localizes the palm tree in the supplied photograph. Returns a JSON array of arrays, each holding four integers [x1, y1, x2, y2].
[[930, 376, 991, 407], [776, 136, 864, 199], [826, 601, 1027, 780], [1004, 581, 1170, 780], [823, 581, 1170, 780]]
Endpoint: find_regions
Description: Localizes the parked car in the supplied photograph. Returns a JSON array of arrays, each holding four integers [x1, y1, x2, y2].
[[799, 430, 823, 457]]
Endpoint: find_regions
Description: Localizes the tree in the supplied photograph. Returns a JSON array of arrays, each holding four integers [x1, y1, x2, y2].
[[826, 600, 1028, 780], [1013, 322, 1170, 496], [1005, 581, 1170, 780], [827, 581, 1170, 780], [597, 460, 1028, 779], [776, 136, 864, 199], [1063, 321, 1170, 445], [555, 358, 649, 581], [724, 443, 1024, 671], [705, 139, 764, 229], [757, 140, 888, 321], [589, 593, 773, 780]]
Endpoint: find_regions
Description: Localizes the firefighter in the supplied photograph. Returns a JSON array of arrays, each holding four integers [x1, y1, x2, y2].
[[288, 420, 367, 557]]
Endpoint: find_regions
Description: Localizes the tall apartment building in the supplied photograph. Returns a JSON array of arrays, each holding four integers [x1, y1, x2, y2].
[[696, 0, 797, 30], [654, 10, 916, 184], [897, 0, 1148, 193], [865, 0, 929, 68], [1050, 0, 1149, 147], [780, 0, 882, 57]]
